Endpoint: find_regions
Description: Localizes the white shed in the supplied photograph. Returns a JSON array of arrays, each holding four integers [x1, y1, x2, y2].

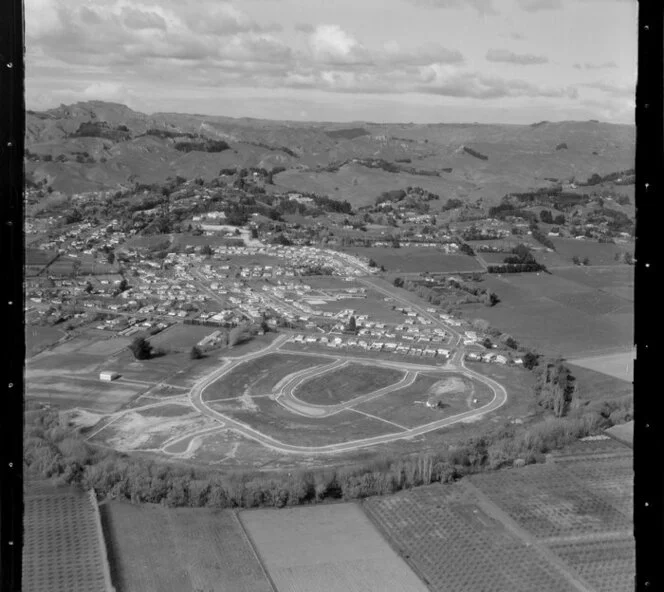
[[99, 371, 119, 382]]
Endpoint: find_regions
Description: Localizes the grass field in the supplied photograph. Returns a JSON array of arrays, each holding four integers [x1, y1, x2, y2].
[[148, 323, 223, 352], [240, 503, 429, 592], [355, 372, 494, 429], [569, 350, 634, 382], [295, 363, 405, 406], [363, 483, 581, 592], [553, 266, 633, 302], [26, 373, 145, 413], [463, 272, 633, 357], [203, 353, 330, 401], [100, 502, 274, 592], [549, 238, 630, 267], [339, 247, 483, 274], [25, 325, 66, 357], [221, 396, 399, 446]]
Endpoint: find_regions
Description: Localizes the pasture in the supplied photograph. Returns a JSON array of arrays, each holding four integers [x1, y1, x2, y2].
[[148, 323, 223, 352], [203, 353, 330, 401], [240, 503, 429, 592], [549, 237, 629, 267], [220, 396, 398, 446], [101, 502, 274, 592], [338, 247, 483, 274], [569, 350, 634, 382], [463, 271, 633, 357], [294, 363, 405, 406], [25, 325, 66, 357], [554, 266, 633, 301], [355, 372, 494, 429]]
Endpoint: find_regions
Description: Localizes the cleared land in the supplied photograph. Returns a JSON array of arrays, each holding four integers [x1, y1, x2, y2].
[[339, 247, 483, 273], [203, 353, 330, 401], [295, 363, 405, 406], [240, 503, 429, 592], [355, 372, 494, 429], [101, 502, 274, 592], [568, 350, 634, 382], [549, 238, 629, 267], [25, 326, 66, 357], [219, 396, 399, 446], [148, 323, 224, 352]]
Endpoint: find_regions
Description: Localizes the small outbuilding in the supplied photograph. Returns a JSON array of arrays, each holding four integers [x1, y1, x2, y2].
[[99, 371, 120, 382]]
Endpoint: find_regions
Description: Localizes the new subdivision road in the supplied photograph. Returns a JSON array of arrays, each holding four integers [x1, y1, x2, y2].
[[188, 332, 509, 455]]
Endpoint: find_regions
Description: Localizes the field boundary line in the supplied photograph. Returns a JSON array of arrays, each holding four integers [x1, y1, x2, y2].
[[234, 511, 278, 592], [349, 408, 408, 431], [458, 479, 597, 592], [360, 501, 435, 592], [542, 530, 633, 546]]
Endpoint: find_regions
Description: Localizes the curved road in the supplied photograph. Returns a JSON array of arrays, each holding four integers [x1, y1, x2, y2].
[[188, 334, 509, 455]]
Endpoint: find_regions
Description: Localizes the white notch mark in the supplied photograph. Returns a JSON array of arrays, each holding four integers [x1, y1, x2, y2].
[[645, 263, 650, 268], [6, 62, 12, 68]]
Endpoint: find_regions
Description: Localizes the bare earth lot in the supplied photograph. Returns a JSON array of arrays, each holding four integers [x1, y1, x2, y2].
[[240, 503, 429, 592], [101, 502, 273, 592]]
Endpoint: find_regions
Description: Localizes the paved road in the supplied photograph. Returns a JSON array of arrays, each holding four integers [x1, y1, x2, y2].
[[188, 333, 508, 455]]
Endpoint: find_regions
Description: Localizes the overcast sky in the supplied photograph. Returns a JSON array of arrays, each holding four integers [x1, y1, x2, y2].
[[25, 0, 637, 124]]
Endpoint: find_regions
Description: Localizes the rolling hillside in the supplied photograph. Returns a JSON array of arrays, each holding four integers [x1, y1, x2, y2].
[[25, 101, 634, 200]]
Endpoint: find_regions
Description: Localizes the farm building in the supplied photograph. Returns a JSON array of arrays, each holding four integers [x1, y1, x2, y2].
[[99, 371, 119, 381]]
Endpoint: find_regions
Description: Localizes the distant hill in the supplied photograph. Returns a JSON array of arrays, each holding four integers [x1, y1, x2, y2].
[[25, 101, 635, 200]]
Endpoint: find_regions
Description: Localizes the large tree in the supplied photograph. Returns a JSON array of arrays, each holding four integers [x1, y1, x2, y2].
[[129, 336, 152, 360]]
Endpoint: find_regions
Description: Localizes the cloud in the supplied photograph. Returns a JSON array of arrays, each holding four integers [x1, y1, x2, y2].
[[408, 0, 498, 16], [294, 23, 315, 33], [121, 7, 167, 31], [573, 61, 618, 70], [516, 0, 563, 11], [486, 48, 548, 65], [308, 24, 372, 65], [381, 41, 464, 66], [582, 81, 634, 98]]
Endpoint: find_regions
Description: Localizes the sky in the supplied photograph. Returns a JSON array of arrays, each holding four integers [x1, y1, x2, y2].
[[25, 0, 638, 124]]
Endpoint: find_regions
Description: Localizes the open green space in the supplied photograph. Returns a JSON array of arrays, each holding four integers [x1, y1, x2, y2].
[[463, 272, 632, 357], [221, 396, 399, 446], [25, 326, 66, 357], [148, 323, 222, 352], [100, 502, 274, 592], [240, 503, 429, 592], [203, 353, 330, 401], [569, 350, 634, 383], [554, 266, 633, 302], [549, 238, 630, 267], [295, 363, 405, 406], [339, 247, 483, 273], [356, 372, 494, 429]]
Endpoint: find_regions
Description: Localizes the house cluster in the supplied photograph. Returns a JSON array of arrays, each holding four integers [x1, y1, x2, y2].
[[34, 220, 128, 258], [465, 351, 523, 366], [291, 333, 451, 359]]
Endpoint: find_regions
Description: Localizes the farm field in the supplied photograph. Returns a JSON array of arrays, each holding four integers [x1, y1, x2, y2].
[[554, 266, 634, 302], [148, 323, 224, 352], [364, 439, 633, 592], [203, 353, 331, 401], [25, 325, 66, 357], [294, 363, 405, 406], [549, 238, 629, 267], [26, 373, 145, 413], [220, 395, 399, 446], [568, 350, 634, 382], [463, 271, 633, 357], [339, 247, 483, 273], [240, 503, 429, 592], [364, 483, 581, 592], [100, 502, 274, 592], [355, 372, 494, 429]]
